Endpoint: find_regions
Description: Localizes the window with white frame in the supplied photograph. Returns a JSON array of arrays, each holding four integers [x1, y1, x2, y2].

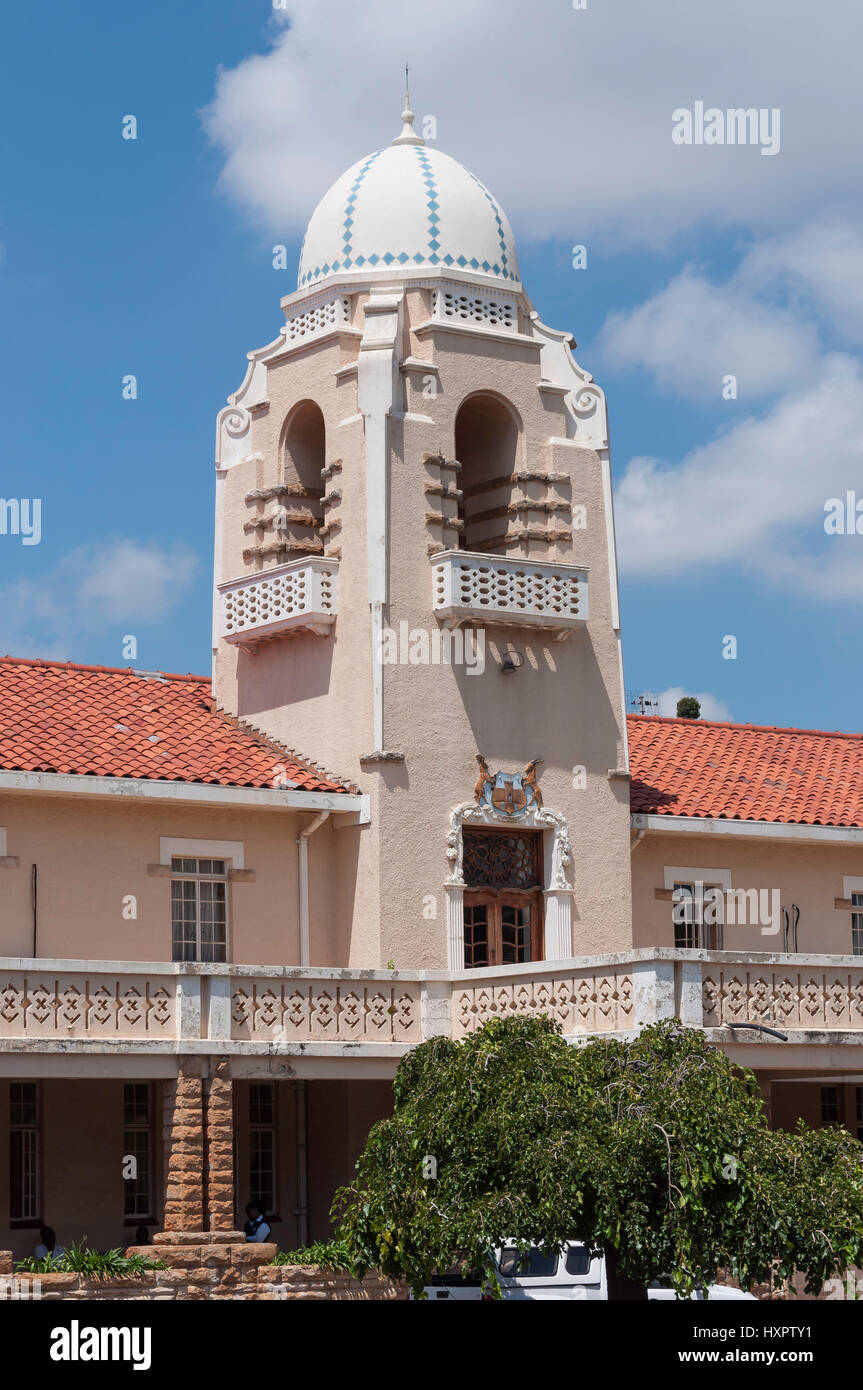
[[249, 1083, 277, 1215], [672, 881, 725, 951], [9, 1082, 40, 1223], [170, 857, 228, 962], [123, 1083, 154, 1220], [852, 892, 863, 956]]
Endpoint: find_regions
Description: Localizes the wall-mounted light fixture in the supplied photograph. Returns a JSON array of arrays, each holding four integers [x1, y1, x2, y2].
[[501, 651, 525, 674]]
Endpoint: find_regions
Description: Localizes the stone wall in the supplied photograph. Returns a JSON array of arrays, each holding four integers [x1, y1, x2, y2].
[[0, 1235, 405, 1302]]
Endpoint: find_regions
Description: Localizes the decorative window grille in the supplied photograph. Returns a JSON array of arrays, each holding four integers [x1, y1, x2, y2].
[[123, 1083, 154, 1220], [10, 1082, 40, 1223], [463, 830, 541, 890], [249, 1083, 277, 1215], [284, 296, 350, 343], [171, 857, 228, 963]]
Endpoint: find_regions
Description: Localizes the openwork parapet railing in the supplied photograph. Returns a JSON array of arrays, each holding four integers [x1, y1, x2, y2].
[[219, 557, 339, 646], [431, 550, 588, 635], [1, 951, 862, 1051]]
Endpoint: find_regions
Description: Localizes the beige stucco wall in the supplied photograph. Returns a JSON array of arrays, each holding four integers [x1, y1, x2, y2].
[[631, 829, 863, 954], [0, 793, 350, 968]]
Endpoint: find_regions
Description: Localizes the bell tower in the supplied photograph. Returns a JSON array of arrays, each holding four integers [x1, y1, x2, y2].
[[211, 94, 632, 970]]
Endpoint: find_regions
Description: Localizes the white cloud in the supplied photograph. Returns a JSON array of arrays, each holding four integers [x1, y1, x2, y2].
[[614, 352, 863, 599], [202, 0, 863, 249], [596, 266, 817, 401], [737, 220, 863, 346], [655, 687, 732, 722], [0, 541, 199, 658]]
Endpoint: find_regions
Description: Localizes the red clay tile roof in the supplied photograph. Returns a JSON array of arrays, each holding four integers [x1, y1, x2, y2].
[[628, 714, 863, 827], [0, 657, 353, 793]]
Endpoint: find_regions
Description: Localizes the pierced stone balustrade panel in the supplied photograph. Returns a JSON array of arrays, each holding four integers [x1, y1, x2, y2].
[[453, 968, 633, 1038], [231, 979, 421, 1044], [701, 967, 863, 1031], [432, 550, 588, 634], [0, 974, 175, 1039], [219, 557, 339, 645]]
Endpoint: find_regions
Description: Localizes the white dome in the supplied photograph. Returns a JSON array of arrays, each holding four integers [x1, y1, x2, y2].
[[297, 114, 520, 292]]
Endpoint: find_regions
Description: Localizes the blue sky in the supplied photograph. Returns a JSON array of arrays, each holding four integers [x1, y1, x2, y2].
[[1, 0, 862, 732]]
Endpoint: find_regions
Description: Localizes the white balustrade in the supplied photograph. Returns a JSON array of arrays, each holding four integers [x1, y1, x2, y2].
[[219, 557, 339, 644], [432, 550, 588, 633]]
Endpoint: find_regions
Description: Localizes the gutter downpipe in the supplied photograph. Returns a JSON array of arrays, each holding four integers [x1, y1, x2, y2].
[[294, 810, 330, 1246], [297, 810, 330, 969]]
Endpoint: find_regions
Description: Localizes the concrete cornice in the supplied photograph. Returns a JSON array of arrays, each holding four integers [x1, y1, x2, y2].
[[0, 769, 369, 819], [630, 811, 863, 846]]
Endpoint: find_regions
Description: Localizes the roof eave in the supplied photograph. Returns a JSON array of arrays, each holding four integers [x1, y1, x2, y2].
[[631, 812, 863, 845], [0, 769, 368, 820]]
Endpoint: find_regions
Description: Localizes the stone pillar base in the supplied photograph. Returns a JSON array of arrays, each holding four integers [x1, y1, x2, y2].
[[151, 1230, 246, 1246]]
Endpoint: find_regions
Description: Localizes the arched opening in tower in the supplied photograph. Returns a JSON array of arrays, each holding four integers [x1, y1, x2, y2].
[[455, 392, 519, 554], [280, 401, 326, 557]]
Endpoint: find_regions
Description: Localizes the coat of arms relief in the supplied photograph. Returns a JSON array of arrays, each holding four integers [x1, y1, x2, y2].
[[473, 754, 544, 816], [445, 753, 572, 890]]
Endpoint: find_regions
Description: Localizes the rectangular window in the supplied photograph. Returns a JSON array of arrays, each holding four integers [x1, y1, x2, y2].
[[673, 882, 698, 950], [123, 1083, 154, 1220], [463, 892, 541, 969], [249, 1083, 276, 1215], [856, 1086, 863, 1143], [464, 902, 490, 968], [672, 882, 724, 950], [500, 903, 532, 965], [171, 857, 228, 962], [9, 1082, 40, 1223], [821, 1086, 843, 1126], [852, 893, 863, 956]]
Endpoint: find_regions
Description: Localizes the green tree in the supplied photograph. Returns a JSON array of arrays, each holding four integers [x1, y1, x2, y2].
[[676, 696, 701, 719], [333, 1017, 863, 1298]]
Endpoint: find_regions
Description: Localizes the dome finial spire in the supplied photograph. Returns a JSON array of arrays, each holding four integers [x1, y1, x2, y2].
[[392, 63, 424, 146]]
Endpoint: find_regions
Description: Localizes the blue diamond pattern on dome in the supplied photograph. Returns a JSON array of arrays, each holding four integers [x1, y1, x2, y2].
[[467, 171, 511, 277], [298, 144, 520, 287], [415, 147, 441, 260], [340, 149, 384, 265]]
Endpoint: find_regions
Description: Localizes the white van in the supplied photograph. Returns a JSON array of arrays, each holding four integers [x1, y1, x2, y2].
[[418, 1242, 757, 1301]]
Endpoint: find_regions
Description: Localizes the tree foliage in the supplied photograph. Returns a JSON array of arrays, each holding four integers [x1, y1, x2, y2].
[[676, 696, 701, 719], [333, 1017, 863, 1298]]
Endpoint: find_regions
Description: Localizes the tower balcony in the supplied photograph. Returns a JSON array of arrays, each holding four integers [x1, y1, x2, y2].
[[219, 557, 339, 647], [431, 549, 588, 637]]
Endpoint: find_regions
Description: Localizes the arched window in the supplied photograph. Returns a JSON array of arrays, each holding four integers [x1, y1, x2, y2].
[[455, 393, 520, 553], [279, 401, 326, 557]]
